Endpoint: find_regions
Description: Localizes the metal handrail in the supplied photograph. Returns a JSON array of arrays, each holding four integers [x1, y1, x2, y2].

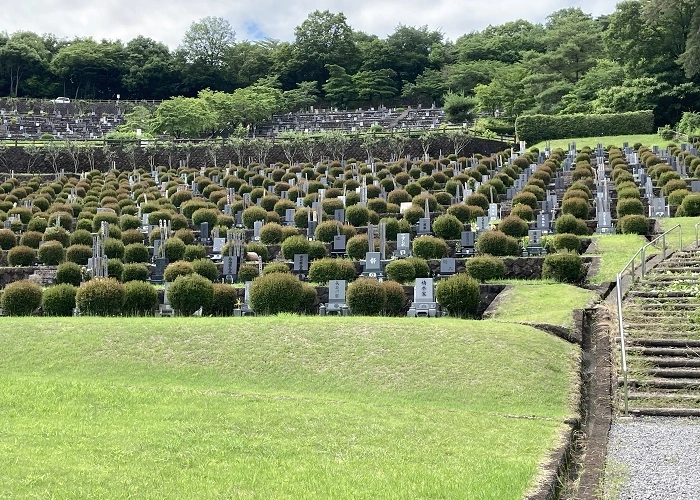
[[616, 224, 682, 415], [695, 222, 700, 248]]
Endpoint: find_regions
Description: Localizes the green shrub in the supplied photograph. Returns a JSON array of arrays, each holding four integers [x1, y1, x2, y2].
[[0, 228, 16, 250], [555, 214, 589, 236], [168, 273, 214, 315], [260, 222, 285, 244], [382, 280, 406, 316], [249, 273, 304, 315], [345, 205, 370, 227], [668, 189, 690, 206], [475, 231, 521, 256], [42, 226, 70, 247], [432, 214, 463, 240], [498, 215, 529, 238], [406, 257, 431, 278], [413, 235, 448, 260], [191, 208, 219, 227], [403, 205, 424, 224], [164, 260, 194, 282], [19, 231, 43, 249], [123, 243, 150, 263], [208, 283, 237, 316], [122, 263, 149, 282], [164, 237, 186, 262], [56, 261, 82, 286], [662, 179, 687, 197], [102, 237, 124, 260], [242, 206, 267, 229], [552, 233, 581, 253], [120, 214, 142, 231], [262, 262, 291, 275], [617, 187, 641, 200], [619, 215, 649, 235], [1, 280, 42, 316], [245, 242, 269, 262], [680, 193, 700, 216], [308, 258, 356, 284], [345, 234, 370, 260], [561, 197, 590, 220], [616, 198, 644, 217], [76, 278, 125, 316], [107, 258, 124, 280], [42, 284, 76, 316], [512, 191, 538, 211], [385, 259, 417, 284], [69, 229, 93, 247], [192, 258, 218, 282], [92, 212, 119, 232], [435, 273, 480, 319], [7, 245, 36, 266], [184, 244, 207, 261], [465, 256, 505, 282], [237, 264, 260, 283], [347, 278, 386, 316], [64, 244, 92, 265], [38, 240, 65, 265], [510, 203, 534, 221], [27, 217, 48, 233], [281, 235, 311, 260], [542, 252, 583, 283], [123, 281, 158, 316], [308, 240, 327, 260], [121, 229, 145, 246], [299, 283, 317, 315], [174, 228, 195, 245]]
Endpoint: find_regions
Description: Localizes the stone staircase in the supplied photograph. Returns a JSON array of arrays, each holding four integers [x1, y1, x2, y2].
[[620, 248, 700, 416]]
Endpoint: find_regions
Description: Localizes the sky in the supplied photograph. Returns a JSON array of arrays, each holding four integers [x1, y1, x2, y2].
[[2, 0, 621, 48]]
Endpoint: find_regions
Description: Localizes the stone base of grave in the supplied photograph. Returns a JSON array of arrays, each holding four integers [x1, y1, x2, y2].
[[158, 304, 174, 317], [319, 303, 350, 316], [233, 306, 255, 317], [407, 302, 441, 318]]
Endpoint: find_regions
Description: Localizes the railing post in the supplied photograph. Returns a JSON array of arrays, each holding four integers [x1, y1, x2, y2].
[[616, 272, 629, 416], [662, 234, 666, 258], [641, 248, 646, 277]]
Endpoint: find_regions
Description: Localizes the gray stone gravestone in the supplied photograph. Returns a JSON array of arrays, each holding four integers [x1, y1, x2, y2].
[[319, 280, 350, 316], [253, 220, 263, 241], [407, 278, 440, 318], [362, 251, 383, 279], [488, 203, 499, 221], [200, 222, 210, 244], [293, 254, 309, 279], [395, 233, 411, 258], [332, 234, 347, 256], [438, 258, 456, 278]]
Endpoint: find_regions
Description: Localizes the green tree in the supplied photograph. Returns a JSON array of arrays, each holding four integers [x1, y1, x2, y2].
[[385, 25, 443, 89], [442, 91, 477, 123], [353, 68, 397, 104], [401, 68, 448, 103], [322, 64, 357, 107], [180, 16, 235, 68], [0, 32, 49, 97], [122, 36, 179, 99], [152, 96, 217, 138], [51, 39, 125, 99]]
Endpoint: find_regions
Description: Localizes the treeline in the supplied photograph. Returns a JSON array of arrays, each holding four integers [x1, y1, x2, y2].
[[1, 1, 700, 127]]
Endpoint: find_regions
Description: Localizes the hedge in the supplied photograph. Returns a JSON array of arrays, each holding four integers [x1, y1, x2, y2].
[[515, 110, 655, 145]]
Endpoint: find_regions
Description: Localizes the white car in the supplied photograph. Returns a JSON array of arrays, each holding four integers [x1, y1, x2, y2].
[[53, 97, 70, 104]]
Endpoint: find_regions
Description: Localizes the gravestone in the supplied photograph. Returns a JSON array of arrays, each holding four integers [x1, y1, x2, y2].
[[394, 233, 411, 258], [488, 203, 499, 221], [406, 278, 440, 318], [456, 231, 476, 257], [334, 209, 345, 222], [476, 216, 490, 232], [319, 279, 350, 316], [200, 222, 210, 244], [526, 229, 545, 256], [159, 282, 174, 317], [361, 251, 383, 279], [438, 258, 456, 279], [233, 282, 255, 316], [650, 197, 668, 217], [253, 220, 263, 241], [331, 234, 347, 256], [293, 254, 309, 280], [417, 217, 431, 235], [596, 211, 614, 234]]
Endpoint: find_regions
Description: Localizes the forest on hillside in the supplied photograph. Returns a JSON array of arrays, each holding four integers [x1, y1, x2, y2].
[[1, 0, 699, 129]]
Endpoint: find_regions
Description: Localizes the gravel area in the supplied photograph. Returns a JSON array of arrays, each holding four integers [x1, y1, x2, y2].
[[606, 417, 700, 499]]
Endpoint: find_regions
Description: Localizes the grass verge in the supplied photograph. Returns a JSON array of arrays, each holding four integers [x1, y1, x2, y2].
[[0, 316, 579, 499], [588, 234, 660, 283], [532, 134, 662, 151]]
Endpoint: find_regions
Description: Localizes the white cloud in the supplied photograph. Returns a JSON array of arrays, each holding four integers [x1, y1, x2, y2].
[[1, 0, 620, 48]]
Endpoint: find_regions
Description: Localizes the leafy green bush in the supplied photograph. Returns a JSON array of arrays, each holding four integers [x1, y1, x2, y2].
[[385, 259, 417, 284], [7, 245, 36, 266], [512, 191, 538, 211], [42, 227, 70, 247], [37, 240, 65, 265], [510, 203, 534, 221], [465, 256, 505, 282], [237, 264, 260, 283], [432, 214, 463, 240], [561, 198, 590, 220], [164, 237, 186, 262], [209, 283, 237, 316], [436, 273, 480, 319], [616, 198, 644, 217], [681, 193, 700, 216], [242, 206, 267, 229], [406, 257, 431, 278], [413, 235, 448, 259], [168, 273, 214, 315], [0, 228, 16, 250], [308, 258, 356, 284], [245, 242, 269, 262], [346, 234, 371, 260], [164, 260, 194, 282], [555, 214, 589, 236], [299, 282, 317, 314], [103, 237, 125, 260], [1, 280, 42, 316], [107, 258, 124, 280], [260, 222, 285, 244], [76, 278, 125, 316], [542, 252, 583, 283], [123, 281, 158, 316], [19, 231, 43, 249], [619, 215, 649, 235], [191, 208, 219, 227], [121, 229, 145, 246], [345, 205, 370, 227], [27, 217, 48, 233], [249, 273, 304, 315], [42, 284, 77, 316], [382, 280, 406, 316], [192, 258, 218, 282], [475, 231, 521, 256], [64, 244, 91, 265], [552, 233, 581, 253], [56, 261, 82, 286], [123, 243, 150, 263], [262, 262, 291, 275], [347, 278, 386, 316], [122, 263, 150, 283], [498, 215, 529, 238], [182, 244, 206, 261], [668, 189, 690, 206]]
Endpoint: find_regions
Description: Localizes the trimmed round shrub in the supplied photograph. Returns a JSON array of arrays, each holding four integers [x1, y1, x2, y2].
[[192, 258, 218, 282], [249, 273, 304, 315], [7, 245, 36, 266], [42, 227, 70, 247], [475, 231, 521, 257], [260, 222, 285, 244], [406, 257, 431, 278], [123, 243, 149, 263], [512, 191, 538, 211], [56, 261, 82, 286], [680, 193, 700, 217], [382, 280, 406, 316], [122, 263, 149, 283], [403, 205, 424, 224], [76, 278, 125, 316], [164, 237, 186, 262], [465, 256, 505, 282], [616, 198, 644, 217], [70, 229, 93, 247], [281, 235, 311, 260], [122, 280, 158, 316], [466, 193, 489, 211], [617, 187, 641, 200], [174, 228, 195, 245], [191, 208, 219, 227], [347, 278, 386, 316], [498, 215, 528, 238], [209, 283, 237, 316], [308, 240, 327, 260], [315, 220, 348, 243], [0, 228, 17, 250], [168, 273, 214, 316], [662, 179, 687, 197], [120, 214, 142, 231], [164, 261, 194, 282], [262, 262, 291, 275], [238, 264, 260, 283], [65, 244, 92, 265], [37, 240, 65, 265], [107, 258, 124, 280], [121, 229, 145, 246], [619, 215, 649, 235], [242, 206, 267, 229], [19, 231, 43, 249], [542, 252, 583, 283], [668, 189, 690, 206], [386, 259, 417, 284], [92, 212, 119, 232], [42, 284, 76, 316], [1, 280, 42, 316], [104, 237, 125, 260], [432, 214, 463, 240], [308, 258, 356, 284], [510, 203, 534, 221], [555, 214, 589, 236], [413, 235, 448, 260], [552, 233, 581, 253], [27, 217, 49, 233], [435, 273, 480, 319], [184, 244, 207, 261], [345, 205, 370, 227], [299, 283, 318, 314], [561, 197, 590, 220], [245, 242, 269, 262]]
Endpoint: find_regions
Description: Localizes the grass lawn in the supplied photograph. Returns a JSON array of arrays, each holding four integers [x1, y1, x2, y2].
[[658, 216, 700, 249], [532, 134, 662, 152], [588, 234, 660, 283], [0, 316, 579, 499], [488, 282, 598, 327]]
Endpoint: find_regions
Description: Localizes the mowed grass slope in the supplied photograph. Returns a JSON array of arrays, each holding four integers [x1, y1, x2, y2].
[[0, 317, 579, 499]]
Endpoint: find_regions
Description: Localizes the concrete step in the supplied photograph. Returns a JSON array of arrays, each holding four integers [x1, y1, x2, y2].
[[637, 368, 700, 378], [627, 291, 700, 299], [628, 407, 700, 417], [629, 391, 700, 402], [627, 346, 700, 357], [632, 356, 700, 368], [624, 302, 699, 310], [624, 377, 700, 389], [624, 338, 700, 348]]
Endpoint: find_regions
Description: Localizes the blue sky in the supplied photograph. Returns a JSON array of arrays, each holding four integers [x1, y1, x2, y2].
[[2, 0, 621, 48]]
